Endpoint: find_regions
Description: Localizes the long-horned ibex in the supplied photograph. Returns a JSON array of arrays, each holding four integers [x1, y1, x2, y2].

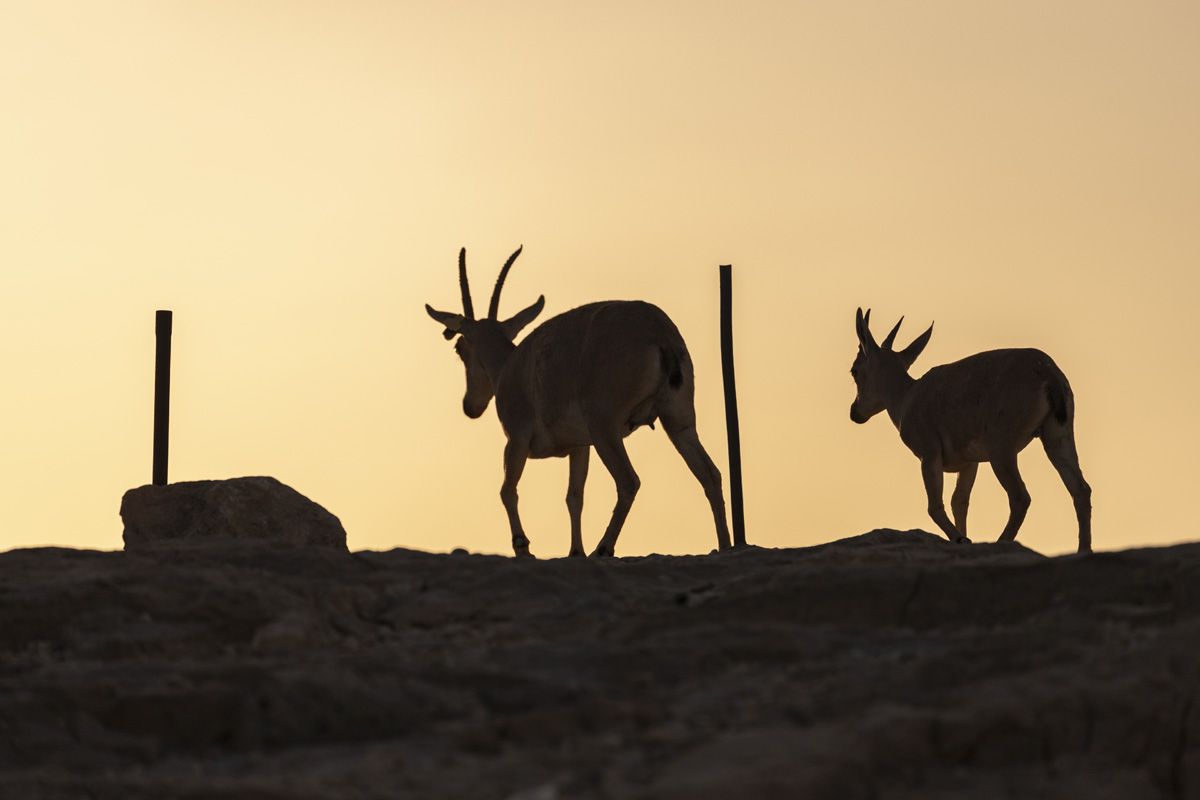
[[425, 246, 732, 558], [849, 308, 1092, 553]]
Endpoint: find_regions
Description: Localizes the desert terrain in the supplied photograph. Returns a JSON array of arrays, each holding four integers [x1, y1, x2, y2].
[[1, 529, 1198, 799]]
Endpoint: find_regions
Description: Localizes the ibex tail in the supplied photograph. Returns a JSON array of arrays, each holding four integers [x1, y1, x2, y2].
[[660, 347, 684, 390], [1046, 374, 1073, 426]]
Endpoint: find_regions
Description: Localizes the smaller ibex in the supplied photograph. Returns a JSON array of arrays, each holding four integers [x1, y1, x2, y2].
[[849, 308, 1092, 553]]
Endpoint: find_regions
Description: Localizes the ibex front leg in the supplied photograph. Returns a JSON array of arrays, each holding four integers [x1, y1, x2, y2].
[[500, 440, 533, 557], [565, 447, 589, 558], [950, 463, 978, 538], [921, 457, 970, 544]]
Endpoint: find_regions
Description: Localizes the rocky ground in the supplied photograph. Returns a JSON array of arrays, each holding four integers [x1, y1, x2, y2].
[[1, 530, 1198, 799]]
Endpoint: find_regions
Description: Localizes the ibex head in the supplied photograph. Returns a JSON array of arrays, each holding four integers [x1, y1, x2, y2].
[[850, 307, 933, 423], [426, 246, 545, 418]]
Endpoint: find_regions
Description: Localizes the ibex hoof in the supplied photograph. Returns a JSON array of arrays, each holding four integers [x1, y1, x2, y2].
[[590, 546, 615, 558], [955, 536, 972, 545], [567, 549, 586, 559]]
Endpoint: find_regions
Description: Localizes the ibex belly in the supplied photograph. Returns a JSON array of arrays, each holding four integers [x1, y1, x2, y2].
[[939, 430, 1040, 471], [529, 406, 591, 459], [626, 395, 658, 434], [941, 444, 987, 472]]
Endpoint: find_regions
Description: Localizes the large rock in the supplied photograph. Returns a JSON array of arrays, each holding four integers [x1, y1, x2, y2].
[[120, 476, 347, 551]]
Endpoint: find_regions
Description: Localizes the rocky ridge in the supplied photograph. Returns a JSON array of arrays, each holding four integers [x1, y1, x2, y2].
[[0, 530, 1197, 799]]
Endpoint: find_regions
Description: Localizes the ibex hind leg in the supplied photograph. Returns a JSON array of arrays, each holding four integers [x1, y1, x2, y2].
[[991, 452, 1031, 543], [661, 414, 733, 552], [1040, 420, 1092, 553], [589, 433, 640, 558]]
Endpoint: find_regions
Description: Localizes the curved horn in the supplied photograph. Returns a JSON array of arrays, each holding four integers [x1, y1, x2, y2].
[[881, 316, 904, 351], [488, 245, 523, 320], [898, 322, 934, 367], [856, 307, 878, 352], [458, 248, 475, 320]]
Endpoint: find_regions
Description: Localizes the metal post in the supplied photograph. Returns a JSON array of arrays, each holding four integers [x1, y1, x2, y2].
[[719, 265, 746, 547], [153, 310, 172, 486]]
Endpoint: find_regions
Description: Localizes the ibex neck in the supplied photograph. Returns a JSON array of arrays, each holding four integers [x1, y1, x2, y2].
[[883, 371, 917, 430]]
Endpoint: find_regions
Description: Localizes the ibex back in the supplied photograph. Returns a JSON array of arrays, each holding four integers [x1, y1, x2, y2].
[[849, 308, 1092, 553], [426, 246, 732, 557]]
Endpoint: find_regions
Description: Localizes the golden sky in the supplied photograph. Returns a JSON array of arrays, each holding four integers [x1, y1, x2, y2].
[[2, 1, 1197, 556]]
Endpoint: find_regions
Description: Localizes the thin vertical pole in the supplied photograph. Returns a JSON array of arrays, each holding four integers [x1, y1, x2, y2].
[[153, 310, 173, 486], [719, 265, 746, 547]]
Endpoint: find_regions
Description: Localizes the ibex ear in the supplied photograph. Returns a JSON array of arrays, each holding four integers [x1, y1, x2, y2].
[[855, 307, 878, 353], [502, 295, 545, 339], [425, 304, 466, 340], [898, 322, 934, 367]]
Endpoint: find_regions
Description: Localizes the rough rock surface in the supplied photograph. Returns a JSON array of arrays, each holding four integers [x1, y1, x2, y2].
[[120, 476, 347, 551], [1, 529, 1198, 799]]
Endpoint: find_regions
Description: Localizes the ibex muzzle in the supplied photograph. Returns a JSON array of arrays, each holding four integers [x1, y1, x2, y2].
[[426, 246, 733, 558], [850, 308, 1092, 553]]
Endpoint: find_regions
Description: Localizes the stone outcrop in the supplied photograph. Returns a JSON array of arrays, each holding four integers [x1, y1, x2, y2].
[[120, 476, 347, 551]]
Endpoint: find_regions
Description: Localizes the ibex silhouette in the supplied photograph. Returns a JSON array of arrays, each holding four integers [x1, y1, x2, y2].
[[426, 247, 732, 557], [850, 308, 1092, 553]]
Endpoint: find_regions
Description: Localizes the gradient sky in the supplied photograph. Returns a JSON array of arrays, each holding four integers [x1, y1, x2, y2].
[[2, 1, 1197, 556]]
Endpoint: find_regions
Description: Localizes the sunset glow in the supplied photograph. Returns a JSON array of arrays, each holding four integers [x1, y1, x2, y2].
[[3, 1, 1197, 556]]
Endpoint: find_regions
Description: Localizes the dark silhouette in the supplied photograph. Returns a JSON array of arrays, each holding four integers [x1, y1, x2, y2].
[[849, 308, 1092, 553], [425, 246, 732, 557], [718, 265, 747, 548], [153, 309, 172, 486]]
